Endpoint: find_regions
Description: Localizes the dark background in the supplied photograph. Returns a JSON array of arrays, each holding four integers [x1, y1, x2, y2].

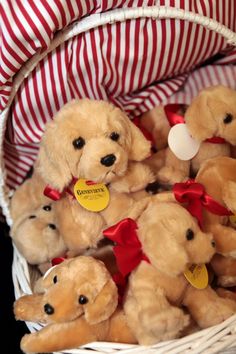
[[1, 220, 28, 354]]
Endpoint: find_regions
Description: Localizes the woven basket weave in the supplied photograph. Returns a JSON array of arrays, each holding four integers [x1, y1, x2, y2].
[[1, 6, 236, 354]]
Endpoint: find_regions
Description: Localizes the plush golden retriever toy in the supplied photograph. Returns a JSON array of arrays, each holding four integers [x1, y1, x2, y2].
[[38, 98, 152, 190], [10, 202, 67, 271], [35, 98, 154, 254], [14, 256, 136, 353], [104, 201, 236, 345], [9, 168, 68, 273], [154, 85, 236, 185]]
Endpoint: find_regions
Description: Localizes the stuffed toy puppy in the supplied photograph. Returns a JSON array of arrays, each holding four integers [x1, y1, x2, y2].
[[10, 202, 67, 269], [195, 156, 236, 287], [35, 99, 155, 254], [14, 256, 136, 353], [154, 85, 236, 185], [121, 201, 236, 345], [37, 98, 152, 191]]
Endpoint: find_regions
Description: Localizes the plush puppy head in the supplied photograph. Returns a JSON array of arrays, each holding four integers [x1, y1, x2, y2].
[[14, 256, 118, 325], [10, 204, 66, 265], [38, 99, 151, 191], [185, 85, 236, 144], [137, 201, 216, 276], [9, 170, 51, 223]]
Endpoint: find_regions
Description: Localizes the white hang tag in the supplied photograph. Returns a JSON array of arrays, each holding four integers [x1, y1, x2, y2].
[[168, 123, 201, 161]]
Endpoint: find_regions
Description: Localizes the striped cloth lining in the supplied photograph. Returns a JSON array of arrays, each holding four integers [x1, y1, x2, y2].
[[1, 0, 236, 188]]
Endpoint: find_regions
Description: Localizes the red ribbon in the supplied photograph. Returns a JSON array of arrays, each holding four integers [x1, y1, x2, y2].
[[164, 104, 185, 126], [51, 256, 66, 266], [44, 185, 63, 201], [44, 177, 78, 201], [103, 218, 150, 278], [205, 136, 226, 144], [173, 180, 233, 228], [164, 104, 226, 144]]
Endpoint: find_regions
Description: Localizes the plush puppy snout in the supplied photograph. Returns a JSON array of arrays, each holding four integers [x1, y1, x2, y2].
[[100, 154, 116, 167]]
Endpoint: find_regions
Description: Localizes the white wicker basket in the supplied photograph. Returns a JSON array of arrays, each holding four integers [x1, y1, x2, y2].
[[1, 6, 236, 354]]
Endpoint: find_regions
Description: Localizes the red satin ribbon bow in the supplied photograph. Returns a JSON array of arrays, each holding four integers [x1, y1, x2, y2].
[[173, 180, 233, 228], [44, 185, 63, 201], [44, 177, 78, 201], [51, 256, 66, 266], [164, 104, 226, 144], [103, 218, 150, 278]]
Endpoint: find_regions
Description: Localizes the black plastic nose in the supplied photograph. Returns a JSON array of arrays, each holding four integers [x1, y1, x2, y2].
[[44, 303, 54, 315], [100, 154, 116, 167]]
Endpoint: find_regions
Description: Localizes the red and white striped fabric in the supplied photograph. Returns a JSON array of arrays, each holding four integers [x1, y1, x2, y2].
[[1, 0, 236, 189]]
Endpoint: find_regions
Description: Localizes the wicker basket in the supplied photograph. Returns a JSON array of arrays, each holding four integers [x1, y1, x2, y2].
[[1, 6, 236, 354]]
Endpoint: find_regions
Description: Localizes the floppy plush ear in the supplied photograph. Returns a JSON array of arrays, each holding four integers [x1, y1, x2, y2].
[[37, 121, 72, 191], [222, 181, 236, 213], [84, 279, 118, 325], [127, 118, 151, 161], [185, 93, 217, 141], [141, 221, 189, 276]]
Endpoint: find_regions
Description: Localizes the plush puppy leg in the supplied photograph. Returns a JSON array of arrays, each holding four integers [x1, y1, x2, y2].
[[156, 148, 190, 185], [183, 285, 236, 328], [110, 162, 155, 193], [20, 318, 106, 354], [124, 268, 190, 346]]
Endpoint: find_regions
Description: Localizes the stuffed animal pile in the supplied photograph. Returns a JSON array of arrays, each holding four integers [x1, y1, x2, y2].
[[11, 88, 236, 353]]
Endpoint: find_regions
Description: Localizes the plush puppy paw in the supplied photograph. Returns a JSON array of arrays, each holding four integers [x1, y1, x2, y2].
[[197, 298, 236, 328], [140, 307, 190, 342], [157, 166, 187, 185], [21, 333, 38, 354]]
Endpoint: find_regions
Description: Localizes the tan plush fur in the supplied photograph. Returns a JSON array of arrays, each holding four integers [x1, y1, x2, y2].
[[123, 201, 236, 345], [35, 99, 155, 254], [9, 170, 51, 223], [153, 85, 235, 184], [14, 256, 136, 353], [37, 99, 152, 191], [195, 156, 236, 287], [10, 203, 66, 266]]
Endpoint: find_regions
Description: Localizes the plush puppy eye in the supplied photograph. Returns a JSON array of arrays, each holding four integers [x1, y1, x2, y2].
[[110, 132, 120, 141], [29, 215, 36, 219], [73, 137, 85, 149], [43, 205, 51, 211], [53, 275, 57, 284], [48, 224, 56, 230], [78, 295, 88, 304], [223, 113, 233, 124], [186, 229, 194, 241]]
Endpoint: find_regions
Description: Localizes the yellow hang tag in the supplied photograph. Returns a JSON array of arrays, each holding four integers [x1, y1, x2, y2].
[[229, 215, 236, 228], [184, 264, 208, 289], [73, 179, 109, 212]]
